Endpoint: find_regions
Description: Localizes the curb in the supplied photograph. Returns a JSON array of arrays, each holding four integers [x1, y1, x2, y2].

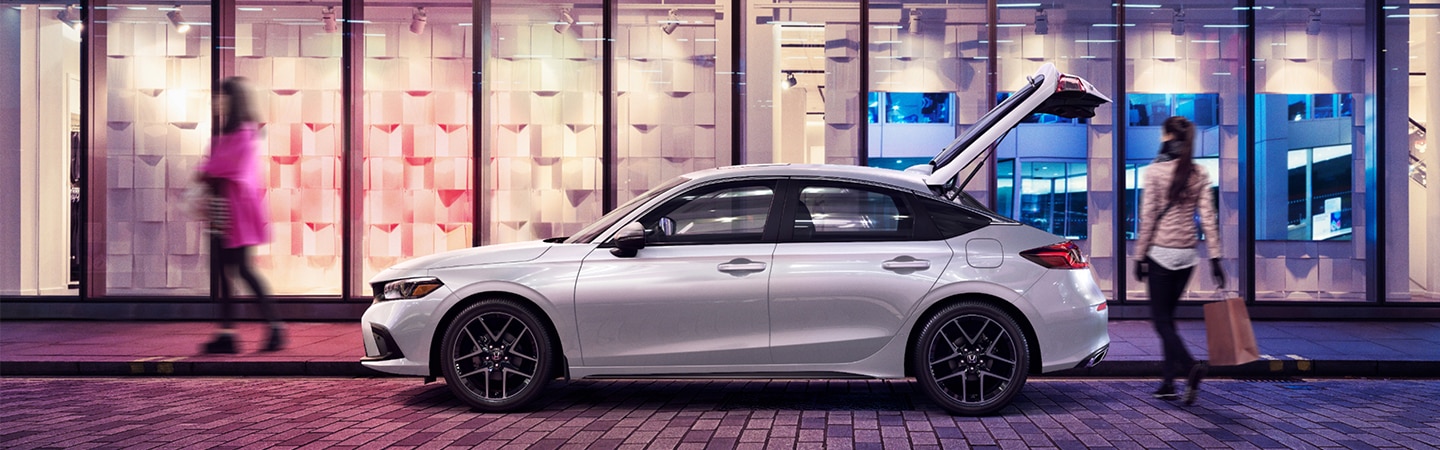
[[4, 360, 1437, 379]]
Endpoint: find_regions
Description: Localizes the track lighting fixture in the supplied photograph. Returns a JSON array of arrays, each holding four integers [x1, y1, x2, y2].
[[410, 7, 427, 34], [781, 71, 797, 90], [1034, 8, 1048, 35], [1306, 8, 1321, 36], [555, 7, 575, 34], [660, 9, 679, 35], [167, 6, 190, 34], [56, 5, 81, 32], [1171, 8, 1185, 36], [908, 8, 922, 34], [321, 6, 339, 34]]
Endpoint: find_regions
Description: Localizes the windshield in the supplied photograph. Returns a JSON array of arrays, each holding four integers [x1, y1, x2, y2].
[[565, 176, 690, 244]]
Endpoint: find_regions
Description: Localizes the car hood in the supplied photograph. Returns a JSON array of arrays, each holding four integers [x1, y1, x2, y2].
[[388, 240, 556, 271], [910, 63, 1111, 189]]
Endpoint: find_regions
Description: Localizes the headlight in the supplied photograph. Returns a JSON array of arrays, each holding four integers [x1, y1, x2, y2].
[[378, 277, 444, 302]]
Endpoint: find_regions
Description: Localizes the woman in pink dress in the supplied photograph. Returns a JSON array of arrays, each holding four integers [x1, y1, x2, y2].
[[199, 76, 282, 353]]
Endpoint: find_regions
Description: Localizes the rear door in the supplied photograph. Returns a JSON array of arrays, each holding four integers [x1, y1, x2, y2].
[[767, 179, 951, 364]]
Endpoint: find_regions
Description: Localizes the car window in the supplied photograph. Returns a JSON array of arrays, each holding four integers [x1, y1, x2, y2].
[[636, 183, 776, 245], [917, 196, 993, 239], [790, 183, 912, 242]]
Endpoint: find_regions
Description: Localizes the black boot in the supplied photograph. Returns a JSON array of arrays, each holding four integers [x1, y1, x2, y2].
[[203, 333, 238, 354], [263, 325, 286, 352]]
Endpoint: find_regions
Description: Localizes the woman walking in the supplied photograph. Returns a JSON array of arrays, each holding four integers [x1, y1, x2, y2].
[[199, 76, 283, 353], [1134, 116, 1224, 405]]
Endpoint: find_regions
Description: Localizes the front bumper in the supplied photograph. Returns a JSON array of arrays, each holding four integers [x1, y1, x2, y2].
[[359, 286, 452, 377]]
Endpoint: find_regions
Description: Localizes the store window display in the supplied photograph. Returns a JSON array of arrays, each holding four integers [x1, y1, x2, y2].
[[232, 4, 344, 295], [360, 2, 474, 285], [1253, 2, 1370, 301], [1391, 0, 1439, 302]]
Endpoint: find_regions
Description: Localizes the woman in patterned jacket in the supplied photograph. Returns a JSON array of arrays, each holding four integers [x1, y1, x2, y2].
[[1134, 116, 1224, 405]]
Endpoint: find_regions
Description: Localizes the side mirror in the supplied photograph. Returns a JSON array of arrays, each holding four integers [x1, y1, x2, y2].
[[610, 222, 646, 258]]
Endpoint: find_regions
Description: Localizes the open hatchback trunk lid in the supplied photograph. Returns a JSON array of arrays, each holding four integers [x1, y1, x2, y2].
[[913, 63, 1111, 192]]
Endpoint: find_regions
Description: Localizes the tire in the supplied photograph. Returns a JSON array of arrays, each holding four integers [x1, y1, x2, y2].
[[440, 299, 553, 412], [911, 301, 1031, 416]]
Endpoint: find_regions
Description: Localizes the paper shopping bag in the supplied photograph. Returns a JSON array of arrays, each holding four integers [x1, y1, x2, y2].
[[1203, 297, 1260, 366]]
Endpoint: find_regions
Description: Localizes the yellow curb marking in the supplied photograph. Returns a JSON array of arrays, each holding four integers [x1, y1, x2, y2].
[[130, 356, 163, 374], [1286, 354, 1312, 371], [158, 357, 187, 375]]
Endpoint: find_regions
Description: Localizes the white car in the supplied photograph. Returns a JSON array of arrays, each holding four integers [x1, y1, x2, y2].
[[362, 63, 1112, 416]]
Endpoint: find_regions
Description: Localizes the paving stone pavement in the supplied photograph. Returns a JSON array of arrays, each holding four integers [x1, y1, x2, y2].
[[3, 377, 1438, 449]]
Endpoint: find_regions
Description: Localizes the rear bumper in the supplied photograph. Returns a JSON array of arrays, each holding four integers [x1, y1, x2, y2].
[[1075, 343, 1109, 369]]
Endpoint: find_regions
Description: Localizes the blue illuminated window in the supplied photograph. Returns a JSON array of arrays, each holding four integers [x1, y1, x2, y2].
[[884, 92, 951, 124]]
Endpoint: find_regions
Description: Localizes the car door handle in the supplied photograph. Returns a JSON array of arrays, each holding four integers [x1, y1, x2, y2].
[[717, 258, 767, 273], [882, 257, 930, 271]]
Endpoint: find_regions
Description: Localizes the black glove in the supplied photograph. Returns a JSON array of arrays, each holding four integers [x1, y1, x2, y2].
[[1135, 259, 1149, 282], [1210, 258, 1225, 289]]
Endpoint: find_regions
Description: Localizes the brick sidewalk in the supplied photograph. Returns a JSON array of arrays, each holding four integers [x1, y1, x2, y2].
[[2, 320, 1438, 377]]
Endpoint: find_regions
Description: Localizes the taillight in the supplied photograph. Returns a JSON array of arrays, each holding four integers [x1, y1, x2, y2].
[[1056, 74, 1087, 93], [1020, 241, 1089, 269]]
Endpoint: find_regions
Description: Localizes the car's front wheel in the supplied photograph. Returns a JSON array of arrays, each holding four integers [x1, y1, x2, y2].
[[912, 301, 1030, 416], [440, 299, 552, 412]]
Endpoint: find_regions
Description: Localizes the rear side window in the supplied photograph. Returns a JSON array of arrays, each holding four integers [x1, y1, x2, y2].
[[790, 183, 913, 242], [918, 197, 991, 239]]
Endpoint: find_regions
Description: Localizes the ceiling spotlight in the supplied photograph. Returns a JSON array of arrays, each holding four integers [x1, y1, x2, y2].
[[908, 8, 922, 34], [167, 6, 190, 34], [56, 5, 82, 32], [321, 6, 339, 34], [660, 9, 679, 35], [555, 7, 575, 34], [410, 7, 427, 34], [1034, 8, 1048, 35], [1171, 8, 1185, 36], [781, 72, 797, 90], [1306, 8, 1321, 36]]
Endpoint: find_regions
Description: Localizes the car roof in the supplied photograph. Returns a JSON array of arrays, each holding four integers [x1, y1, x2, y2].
[[681, 163, 932, 192]]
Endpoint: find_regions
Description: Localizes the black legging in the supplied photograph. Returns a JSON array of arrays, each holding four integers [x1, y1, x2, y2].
[[213, 238, 276, 329], [1148, 261, 1196, 384]]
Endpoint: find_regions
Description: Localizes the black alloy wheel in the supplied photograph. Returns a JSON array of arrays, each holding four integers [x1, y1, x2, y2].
[[440, 299, 553, 412], [912, 301, 1030, 416]]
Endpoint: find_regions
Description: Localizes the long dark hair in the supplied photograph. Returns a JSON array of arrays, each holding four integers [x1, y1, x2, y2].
[[220, 76, 259, 134], [1162, 116, 1196, 203]]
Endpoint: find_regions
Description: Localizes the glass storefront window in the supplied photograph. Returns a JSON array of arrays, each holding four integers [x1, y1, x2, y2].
[[97, 3, 213, 295], [486, 2, 603, 243], [997, 0, 1116, 297], [748, 4, 860, 167], [233, 4, 343, 295], [1253, 1, 1370, 301], [360, 2, 474, 284], [614, 1, 730, 204], [1, 3, 84, 295], [1390, 0, 1438, 302]]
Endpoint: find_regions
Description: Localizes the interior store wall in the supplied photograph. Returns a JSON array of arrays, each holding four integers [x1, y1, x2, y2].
[[1, 5, 81, 296]]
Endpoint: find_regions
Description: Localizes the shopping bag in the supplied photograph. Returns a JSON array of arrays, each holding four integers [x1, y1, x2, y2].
[[1203, 297, 1260, 366]]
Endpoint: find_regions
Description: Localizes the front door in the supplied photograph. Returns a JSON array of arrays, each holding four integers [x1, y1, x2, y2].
[[574, 180, 781, 367]]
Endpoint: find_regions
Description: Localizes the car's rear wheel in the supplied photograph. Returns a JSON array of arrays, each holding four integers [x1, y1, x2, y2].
[[440, 299, 552, 412], [912, 301, 1030, 416]]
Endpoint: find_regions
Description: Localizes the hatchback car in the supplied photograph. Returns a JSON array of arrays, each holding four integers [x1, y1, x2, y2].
[[361, 63, 1111, 416]]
